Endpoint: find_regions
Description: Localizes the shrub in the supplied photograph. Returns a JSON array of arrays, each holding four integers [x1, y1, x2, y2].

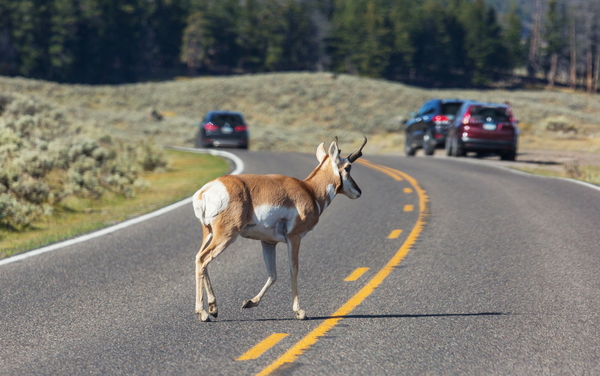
[[543, 116, 578, 133], [0, 93, 169, 229], [0, 193, 43, 230]]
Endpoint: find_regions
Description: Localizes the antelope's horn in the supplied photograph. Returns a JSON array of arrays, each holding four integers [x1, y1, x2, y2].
[[348, 136, 367, 162]]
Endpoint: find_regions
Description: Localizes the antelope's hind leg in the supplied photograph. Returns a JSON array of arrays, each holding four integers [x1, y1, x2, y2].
[[242, 241, 277, 309], [196, 224, 237, 322], [204, 269, 218, 318]]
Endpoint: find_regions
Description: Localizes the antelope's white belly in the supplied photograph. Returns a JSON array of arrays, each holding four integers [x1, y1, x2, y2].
[[241, 205, 298, 243]]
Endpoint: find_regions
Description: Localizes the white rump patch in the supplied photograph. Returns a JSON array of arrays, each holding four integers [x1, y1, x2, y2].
[[193, 180, 229, 226]]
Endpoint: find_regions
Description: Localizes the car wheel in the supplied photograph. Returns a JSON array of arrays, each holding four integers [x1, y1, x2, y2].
[[196, 131, 210, 148], [423, 130, 435, 156], [500, 150, 516, 161], [445, 137, 453, 156], [452, 138, 466, 157], [405, 133, 416, 157]]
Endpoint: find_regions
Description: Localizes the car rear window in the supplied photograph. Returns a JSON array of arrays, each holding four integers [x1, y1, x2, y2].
[[441, 102, 462, 115], [209, 114, 243, 126], [470, 106, 510, 122]]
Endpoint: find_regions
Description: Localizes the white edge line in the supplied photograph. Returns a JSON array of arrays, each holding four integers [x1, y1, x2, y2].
[[439, 155, 600, 193], [0, 147, 244, 267]]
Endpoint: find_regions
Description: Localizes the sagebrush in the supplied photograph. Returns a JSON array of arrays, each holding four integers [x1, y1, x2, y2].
[[0, 93, 168, 229]]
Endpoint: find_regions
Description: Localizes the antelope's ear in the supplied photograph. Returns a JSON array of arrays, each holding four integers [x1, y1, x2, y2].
[[316, 142, 327, 162], [328, 137, 340, 162]]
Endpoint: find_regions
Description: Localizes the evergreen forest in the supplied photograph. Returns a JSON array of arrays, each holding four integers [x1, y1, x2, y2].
[[0, 0, 599, 90]]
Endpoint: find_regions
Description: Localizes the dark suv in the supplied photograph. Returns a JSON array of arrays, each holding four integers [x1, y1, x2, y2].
[[404, 99, 464, 156], [196, 111, 249, 149], [445, 101, 518, 161]]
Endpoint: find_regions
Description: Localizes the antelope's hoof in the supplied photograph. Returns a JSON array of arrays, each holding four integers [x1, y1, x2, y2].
[[295, 309, 307, 320], [199, 310, 211, 322], [241, 299, 259, 309], [209, 303, 218, 318]]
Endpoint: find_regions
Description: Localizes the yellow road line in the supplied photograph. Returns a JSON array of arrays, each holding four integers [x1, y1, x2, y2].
[[256, 161, 428, 376], [237, 333, 289, 361], [357, 159, 403, 181], [404, 205, 414, 212], [387, 229, 403, 239], [344, 267, 370, 281], [404, 187, 413, 194]]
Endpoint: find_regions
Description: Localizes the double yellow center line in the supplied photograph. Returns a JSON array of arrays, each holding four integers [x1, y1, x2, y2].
[[249, 159, 429, 375]]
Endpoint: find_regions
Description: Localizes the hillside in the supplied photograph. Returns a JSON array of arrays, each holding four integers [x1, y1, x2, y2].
[[1, 72, 600, 155]]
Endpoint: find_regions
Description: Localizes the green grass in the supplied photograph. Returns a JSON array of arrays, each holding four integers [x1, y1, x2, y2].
[[0, 149, 229, 259]]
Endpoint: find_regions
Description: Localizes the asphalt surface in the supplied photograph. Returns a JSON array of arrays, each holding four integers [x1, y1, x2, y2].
[[1, 149, 600, 375]]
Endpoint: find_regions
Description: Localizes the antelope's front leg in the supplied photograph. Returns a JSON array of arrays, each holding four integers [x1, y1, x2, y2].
[[287, 235, 306, 320], [242, 241, 277, 309]]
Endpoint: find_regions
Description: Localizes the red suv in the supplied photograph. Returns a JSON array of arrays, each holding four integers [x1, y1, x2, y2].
[[445, 101, 518, 161]]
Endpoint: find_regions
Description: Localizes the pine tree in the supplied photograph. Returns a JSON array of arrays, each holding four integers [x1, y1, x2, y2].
[[180, 11, 208, 75], [9, 0, 51, 78], [544, 0, 568, 88], [385, 0, 417, 80], [49, 0, 78, 81], [203, 0, 242, 72], [0, 0, 17, 75], [504, 2, 525, 72]]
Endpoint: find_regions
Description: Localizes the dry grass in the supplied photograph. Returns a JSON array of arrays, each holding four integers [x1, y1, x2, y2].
[[512, 164, 600, 186], [2, 72, 598, 155], [1, 72, 598, 255]]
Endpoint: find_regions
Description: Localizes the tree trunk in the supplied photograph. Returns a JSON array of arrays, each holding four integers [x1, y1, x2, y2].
[[527, 0, 543, 78], [547, 53, 558, 88], [594, 43, 600, 93], [569, 17, 577, 90], [587, 48, 593, 93]]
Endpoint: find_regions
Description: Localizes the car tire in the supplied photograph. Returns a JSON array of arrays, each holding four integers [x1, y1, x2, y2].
[[196, 132, 210, 148], [423, 130, 435, 156], [405, 133, 416, 157], [500, 150, 516, 161], [451, 138, 466, 157], [445, 137, 453, 156]]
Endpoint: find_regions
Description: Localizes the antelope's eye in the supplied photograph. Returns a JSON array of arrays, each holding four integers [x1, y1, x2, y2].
[[344, 165, 351, 172]]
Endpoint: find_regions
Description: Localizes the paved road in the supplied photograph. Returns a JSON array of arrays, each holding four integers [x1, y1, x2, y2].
[[1, 150, 600, 375]]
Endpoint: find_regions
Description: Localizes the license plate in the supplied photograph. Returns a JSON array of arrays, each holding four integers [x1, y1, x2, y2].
[[483, 123, 497, 131], [221, 125, 233, 134]]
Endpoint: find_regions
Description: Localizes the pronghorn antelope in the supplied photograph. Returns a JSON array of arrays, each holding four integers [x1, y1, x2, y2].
[[192, 137, 367, 321]]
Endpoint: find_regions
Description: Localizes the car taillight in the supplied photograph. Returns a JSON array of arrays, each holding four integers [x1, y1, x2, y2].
[[501, 123, 515, 132], [462, 115, 471, 125], [204, 122, 219, 131], [433, 115, 450, 124], [234, 125, 247, 132]]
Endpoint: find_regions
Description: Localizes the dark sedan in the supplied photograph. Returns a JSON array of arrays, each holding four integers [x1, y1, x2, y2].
[[196, 111, 249, 149]]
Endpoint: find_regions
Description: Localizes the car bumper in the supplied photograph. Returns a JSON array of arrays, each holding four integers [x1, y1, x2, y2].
[[204, 136, 248, 147], [461, 137, 516, 151]]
